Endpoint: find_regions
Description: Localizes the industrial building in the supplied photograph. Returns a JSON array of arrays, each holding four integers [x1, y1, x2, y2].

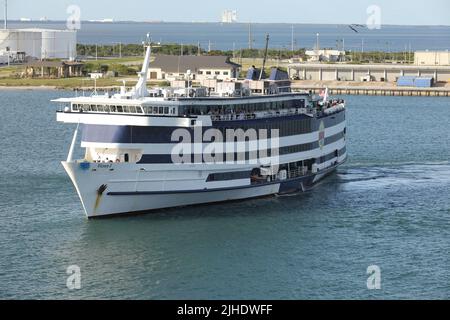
[[0, 28, 77, 60], [288, 63, 450, 83], [414, 51, 450, 66], [305, 49, 346, 62], [148, 55, 241, 81]]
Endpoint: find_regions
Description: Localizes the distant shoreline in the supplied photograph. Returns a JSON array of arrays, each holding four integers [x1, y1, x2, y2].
[[2, 81, 449, 97], [5, 20, 450, 27], [0, 85, 58, 90]]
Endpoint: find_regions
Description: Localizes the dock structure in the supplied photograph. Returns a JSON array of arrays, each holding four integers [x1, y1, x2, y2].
[[288, 63, 450, 83], [291, 84, 450, 97]]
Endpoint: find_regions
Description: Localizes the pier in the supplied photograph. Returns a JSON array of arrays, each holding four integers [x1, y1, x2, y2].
[[291, 82, 450, 97]]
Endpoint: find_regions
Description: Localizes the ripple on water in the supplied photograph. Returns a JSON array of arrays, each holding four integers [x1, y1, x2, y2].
[[0, 93, 449, 299]]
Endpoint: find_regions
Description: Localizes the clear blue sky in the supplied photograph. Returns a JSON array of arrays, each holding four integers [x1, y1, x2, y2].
[[5, 0, 450, 25]]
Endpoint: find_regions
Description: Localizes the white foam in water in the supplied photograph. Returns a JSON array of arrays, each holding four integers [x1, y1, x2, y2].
[[339, 163, 450, 191]]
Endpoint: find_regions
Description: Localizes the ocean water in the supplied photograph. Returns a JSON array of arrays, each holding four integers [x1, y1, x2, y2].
[[0, 90, 449, 299], [7, 21, 450, 51]]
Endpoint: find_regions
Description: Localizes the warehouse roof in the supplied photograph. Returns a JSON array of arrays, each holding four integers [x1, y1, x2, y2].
[[150, 55, 241, 73]]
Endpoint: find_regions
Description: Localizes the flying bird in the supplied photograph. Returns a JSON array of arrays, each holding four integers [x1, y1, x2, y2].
[[348, 24, 367, 33], [348, 25, 359, 33]]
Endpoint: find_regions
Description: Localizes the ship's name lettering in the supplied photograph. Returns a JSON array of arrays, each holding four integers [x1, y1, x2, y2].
[[97, 164, 113, 169]]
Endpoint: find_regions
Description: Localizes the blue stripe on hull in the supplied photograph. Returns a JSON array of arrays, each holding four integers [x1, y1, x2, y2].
[[81, 111, 345, 144], [137, 136, 345, 164]]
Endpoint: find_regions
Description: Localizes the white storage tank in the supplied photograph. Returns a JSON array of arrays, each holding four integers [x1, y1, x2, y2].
[[0, 29, 77, 60], [0, 29, 42, 59], [41, 30, 77, 60]]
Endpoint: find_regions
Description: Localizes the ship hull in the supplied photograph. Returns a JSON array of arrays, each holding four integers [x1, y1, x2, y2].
[[62, 158, 345, 218]]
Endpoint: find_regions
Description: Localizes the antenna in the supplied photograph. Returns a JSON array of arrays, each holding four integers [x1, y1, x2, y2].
[[259, 34, 270, 81]]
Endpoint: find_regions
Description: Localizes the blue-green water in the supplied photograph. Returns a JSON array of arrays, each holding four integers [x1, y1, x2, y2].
[[0, 90, 449, 299], [8, 21, 450, 51]]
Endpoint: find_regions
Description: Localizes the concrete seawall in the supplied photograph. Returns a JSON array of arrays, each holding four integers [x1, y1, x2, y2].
[[291, 82, 450, 97]]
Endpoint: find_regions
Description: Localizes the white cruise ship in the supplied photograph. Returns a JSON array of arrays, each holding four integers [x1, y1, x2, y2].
[[54, 45, 347, 218]]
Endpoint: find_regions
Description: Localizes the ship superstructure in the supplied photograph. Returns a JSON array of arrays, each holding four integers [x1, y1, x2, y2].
[[54, 45, 347, 218]]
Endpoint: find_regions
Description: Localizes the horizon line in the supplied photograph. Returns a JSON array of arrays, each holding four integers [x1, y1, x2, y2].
[[2, 19, 450, 28]]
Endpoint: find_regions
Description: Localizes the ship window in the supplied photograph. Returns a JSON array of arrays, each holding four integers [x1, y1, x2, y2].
[[164, 107, 169, 114], [206, 71, 211, 75], [159, 107, 164, 114], [129, 106, 136, 113], [117, 106, 123, 113], [136, 106, 143, 114], [206, 171, 250, 182], [124, 154, 129, 163], [110, 106, 116, 112], [215, 71, 220, 75], [72, 104, 78, 111]]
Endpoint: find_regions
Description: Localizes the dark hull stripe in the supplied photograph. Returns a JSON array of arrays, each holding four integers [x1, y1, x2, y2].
[[81, 111, 345, 144], [137, 135, 346, 164]]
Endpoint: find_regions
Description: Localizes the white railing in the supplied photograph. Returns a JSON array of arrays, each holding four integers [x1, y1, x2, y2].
[[211, 108, 312, 121]]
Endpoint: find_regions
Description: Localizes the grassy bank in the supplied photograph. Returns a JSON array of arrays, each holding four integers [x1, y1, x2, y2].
[[0, 77, 131, 89]]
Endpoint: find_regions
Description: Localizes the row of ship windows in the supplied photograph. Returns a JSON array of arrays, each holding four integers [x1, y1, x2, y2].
[[181, 99, 307, 116], [71, 99, 307, 116], [217, 119, 313, 136], [72, 104, 177, 115], [186, 148, 347, 176]]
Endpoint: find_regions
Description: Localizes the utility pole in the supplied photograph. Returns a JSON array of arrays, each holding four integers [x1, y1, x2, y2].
[[95, 44, 98, 61], [409, 43, 412, 64], [197, 41, 201, 56], [291, 25, 294, 52], [361, 38, 364, 62], [404, 44, 407, 64], [119, 42, 122, 58], [316, 33, 320, 51], [259, 34, 270, 81], [248, 22, 253, 50]]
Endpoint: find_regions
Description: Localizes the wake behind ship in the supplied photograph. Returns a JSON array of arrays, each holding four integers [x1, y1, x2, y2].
[[54, 44, 347, 218]]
